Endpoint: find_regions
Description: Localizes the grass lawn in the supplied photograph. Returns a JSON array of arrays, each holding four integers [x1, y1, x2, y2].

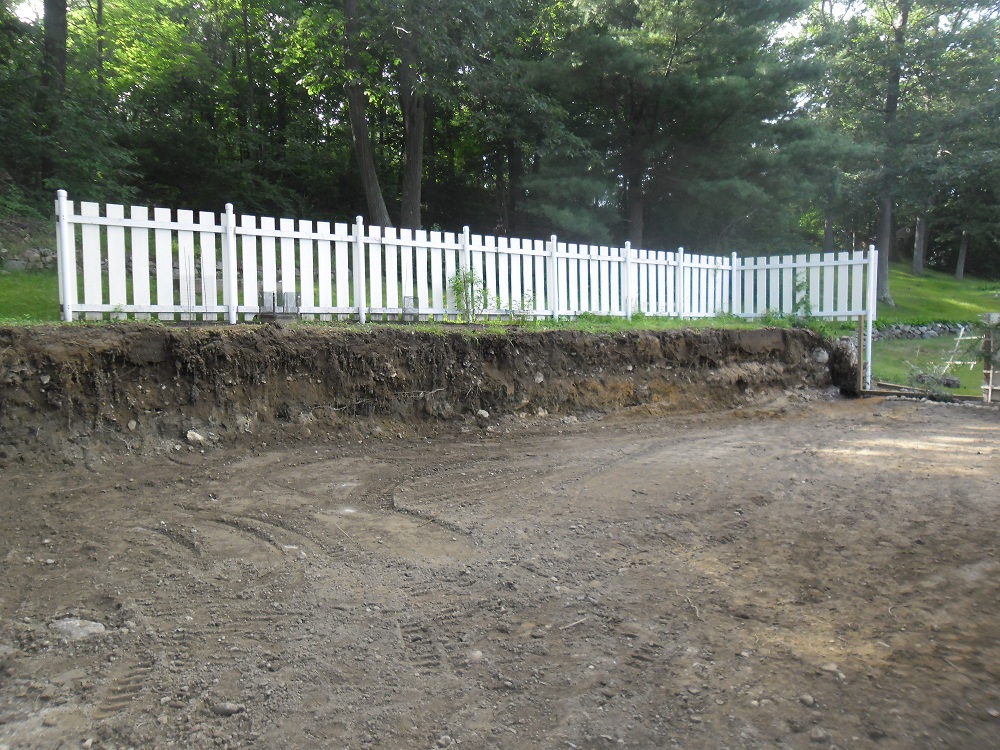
[[0, 270, 61, 324], [876, 263, 1000, 325], [872, 333, 986, 397]]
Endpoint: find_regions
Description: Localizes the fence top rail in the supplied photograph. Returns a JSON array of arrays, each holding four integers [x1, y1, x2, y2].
[[64, 214, 224, 233]]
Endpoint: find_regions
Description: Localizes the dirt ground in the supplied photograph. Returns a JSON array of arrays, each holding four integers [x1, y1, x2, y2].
[[1, 394, 999, 750], [1, 326, 999, 749]]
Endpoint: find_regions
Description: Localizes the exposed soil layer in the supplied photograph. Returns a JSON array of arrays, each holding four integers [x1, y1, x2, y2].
[[0, 324, 846, 458], [5, 326, 999, 750]]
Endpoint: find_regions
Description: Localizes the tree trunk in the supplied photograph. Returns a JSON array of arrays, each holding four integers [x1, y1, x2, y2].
[[241, 0, 256, 134], [823, 214, 834, 253], [343, 0, 391, 227], [955, 230, 969, 280], [397, 49, 425, 230], [43, 0, 67, 93], [912, 214, 928, 276], [346, 84, 392, 228], [876, 195, 894, 304], [625, 172, 644, 248], [624, 123, 647, 247], [507, 141, 523, 234], [95, 0, 104, 88], [875, 0, 909, 305]]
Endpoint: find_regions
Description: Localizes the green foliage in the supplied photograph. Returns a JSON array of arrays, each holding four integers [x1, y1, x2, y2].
[[1, 0, 1000, 280], [449, 269, 489, 323]]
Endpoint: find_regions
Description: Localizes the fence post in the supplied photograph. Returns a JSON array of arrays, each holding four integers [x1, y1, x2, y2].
[[224, 203, 239, 324], [677, 247, 686, 318], [865, 244, 877, 390], [354, 216, 368, 325], [623, 241, 632, 321], [462, 226, 471, 272], [549, 234, 559, 320], [730, 252, 739, 316], [55, 190, 75, 322]]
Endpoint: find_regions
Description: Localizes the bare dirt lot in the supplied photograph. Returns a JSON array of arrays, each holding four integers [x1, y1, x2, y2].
[[2, 395, 1000, 750], [1, 326, 999, 749]]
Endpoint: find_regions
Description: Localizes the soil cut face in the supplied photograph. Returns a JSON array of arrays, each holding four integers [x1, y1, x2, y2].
[[1, 325, 998, 750]]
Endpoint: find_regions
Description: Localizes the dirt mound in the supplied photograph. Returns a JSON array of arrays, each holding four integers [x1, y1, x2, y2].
[[0, 324, 848, 457]]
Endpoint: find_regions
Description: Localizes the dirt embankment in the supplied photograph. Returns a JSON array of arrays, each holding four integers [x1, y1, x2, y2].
[[0, 324, 850, 457]]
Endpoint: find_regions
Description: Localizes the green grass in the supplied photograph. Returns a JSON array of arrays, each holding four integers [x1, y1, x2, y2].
[[876, 262, 1000, 325], [0, 269, 61, 324], [869, 264, 999, 395], [872, 334, 986, 397]]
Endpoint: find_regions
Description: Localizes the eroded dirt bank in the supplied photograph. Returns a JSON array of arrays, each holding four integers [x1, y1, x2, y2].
[[0, 324, 847, 458]]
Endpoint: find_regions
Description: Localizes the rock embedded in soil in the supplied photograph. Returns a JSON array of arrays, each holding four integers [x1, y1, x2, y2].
[[210, 702, 246, 717]]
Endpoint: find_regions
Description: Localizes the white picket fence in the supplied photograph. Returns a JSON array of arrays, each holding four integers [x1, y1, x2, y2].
[[54, 191, 878, 383]]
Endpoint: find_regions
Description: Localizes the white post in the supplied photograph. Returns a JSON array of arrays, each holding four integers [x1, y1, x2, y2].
[[549, 234, 559, 320], [56, 190, 75, 322], [354, 216, 367, 325], [623, 241, 632, 321], [224, 203, 239, 324], [730, 252, 739, 316], [865, 245, 877, 391], [677, 247, 686, 318], [462, 226, 471, 272]]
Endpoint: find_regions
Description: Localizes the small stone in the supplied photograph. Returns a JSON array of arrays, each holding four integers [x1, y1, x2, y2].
[[533, 372, 544, 384], [186, 430, 205, 446], [809, 727, 831, 743], [476, 409, 490, 419], [800, 694, 816, 707], [820, 662, 838, 673], [436, 736, 454, 748], [127, 420, 137, 432], [687, 686, 701, 695], [49, 618, 106, 640], [211, 702, 245, 716]]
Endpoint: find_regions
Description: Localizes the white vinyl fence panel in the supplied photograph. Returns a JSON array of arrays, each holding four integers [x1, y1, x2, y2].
[[54, 190, 877, 383]]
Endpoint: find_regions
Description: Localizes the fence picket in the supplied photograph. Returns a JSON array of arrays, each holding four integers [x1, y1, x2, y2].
[[335, 223, 350, 316], [198, 211, 219, 321], [317, 222, 333, 320], [81, 202, 102, 320], [384, 227, 399, 314], [368, 224, 384, 316], [261, 217, 277, 303], [240, 215, 258, 312], [300, 219, 315, 318], [809, 254, 821, 317], [177, 209, 196, 321], [836, 251, 850, 320], [445, 232, 458, 317], [154, 206, 174, 321], [106, 204, 127, 319], [131, 206, 151, 320]]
